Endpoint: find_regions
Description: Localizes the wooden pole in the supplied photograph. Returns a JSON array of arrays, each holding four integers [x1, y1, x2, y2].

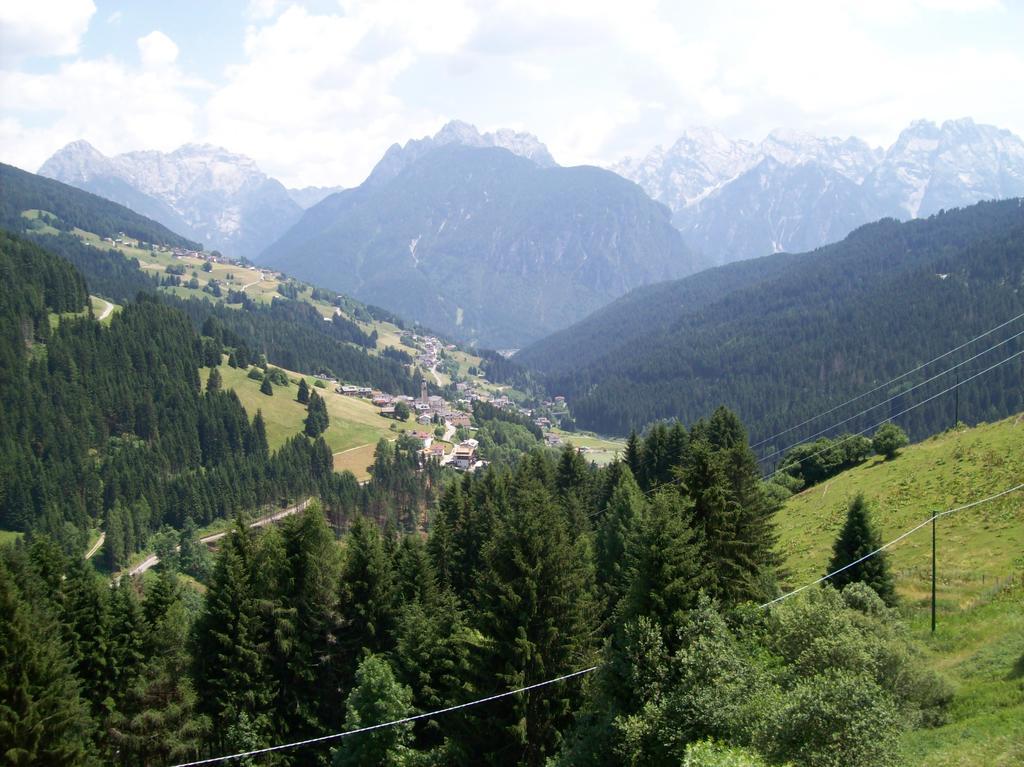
[[931, 512, 937, 634]]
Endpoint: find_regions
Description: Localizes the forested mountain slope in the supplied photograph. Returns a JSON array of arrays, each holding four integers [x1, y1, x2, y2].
[[1, 162, 201, 249], [261, 144, 700, 347], [517, 199, 1024, 441], [0, 164, 423, 396]]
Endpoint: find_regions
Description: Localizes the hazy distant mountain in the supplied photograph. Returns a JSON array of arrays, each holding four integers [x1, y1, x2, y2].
[[866, 118, 1024, 218], [365, 119, 558, 187], [261, 134, 700, 348], [613, 118, 1024, 264], [39, 142, 303, 258], [287, 185, 347, 209]]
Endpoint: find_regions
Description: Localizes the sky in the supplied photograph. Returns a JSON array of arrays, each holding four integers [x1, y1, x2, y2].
[[1, 0, 1023, 188]]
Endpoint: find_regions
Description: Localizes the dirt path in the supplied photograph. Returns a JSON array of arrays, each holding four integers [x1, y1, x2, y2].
[[95, 297, 113, 321], [122, 497, 312, 579], [85, 532, 105, 560], [240, 273, 263, 291]]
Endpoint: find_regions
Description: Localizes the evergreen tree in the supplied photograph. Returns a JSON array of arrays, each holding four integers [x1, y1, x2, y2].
[[555, 445, 593, 534], [60, 557, 112, 718], [618, 491, 707, 642], [193, 520, 274, 751], [827, 494, 897, 606], [269, 504, 343, 746], [260, 375, 274, 396], [297, 378, 310, 404], [252, 410, 269, 460], [305, 391, 329, 438], [0, 560, 96, 766], [108, 582, 209, 766], [594, 466, 645, 622], [338, 515, 398, 685], [107, 582, 146, 705], [207, 366, 223, 394], [624, 431, 641, 479], [331, 655, 415, 767], [457, 473, 597, 767]]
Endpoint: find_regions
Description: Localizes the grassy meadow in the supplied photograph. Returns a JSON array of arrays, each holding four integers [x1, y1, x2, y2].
[[203, 363, 397, 480], [774, 413, 1024, 766]]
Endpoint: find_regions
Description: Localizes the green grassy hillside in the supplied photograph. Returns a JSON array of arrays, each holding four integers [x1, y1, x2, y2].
[[201, 363, 396, 480], [776, 413, 1023, 606], [775, 413, 1024, 766]]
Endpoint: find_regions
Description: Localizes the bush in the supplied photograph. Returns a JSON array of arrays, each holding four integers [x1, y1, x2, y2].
[[766, 670, 900, 767], [872, 422, 909, 459], [683, 740, 776, 767]]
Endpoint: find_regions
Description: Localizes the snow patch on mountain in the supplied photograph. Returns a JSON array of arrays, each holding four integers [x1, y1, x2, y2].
[[614, 118, 1024, 265], [39, 142, 303, 257]]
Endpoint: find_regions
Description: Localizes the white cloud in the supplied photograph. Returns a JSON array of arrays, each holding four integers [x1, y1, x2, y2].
[[0, 0, 95, 61], [0, 55, 201, 172], [1, 0, 1021, 186], [137, 31, 179, 69], [204, 2, 478, 186]]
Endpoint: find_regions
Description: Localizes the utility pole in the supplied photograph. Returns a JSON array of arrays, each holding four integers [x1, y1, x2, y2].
[[931, 511, 937, 634]]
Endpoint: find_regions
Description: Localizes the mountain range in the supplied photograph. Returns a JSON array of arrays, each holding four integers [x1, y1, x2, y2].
[[261, 133, 698, 348], [38, 141, 313, 259], [612, 118, 1024, 264], [35, 117, 1024, 346]]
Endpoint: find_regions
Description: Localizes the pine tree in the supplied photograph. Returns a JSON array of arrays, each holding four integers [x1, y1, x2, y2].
[[260, 375, 273, 396], [594, 466, 645, 622], [338, 515, 398, 686], [207, 366, 223, 394], [269, 504, 343, 742], [60, 557, 112, 718], [107, 582, 146, 705], [555, 445, 593, 535], [827, 494, 897, 606], [458, 474, 597, 767], [297, 378, 310, 404], [108, 583, 209, 766], [618, 491, 707, 642], [0, 560, 96, 766], [193, 519, 273, 751], [331, 655, 415, 767], [683, 423, 780, 607], [252, 410, 269, 460], [305, 391, 329, 437], [624, 431, 641, 480]]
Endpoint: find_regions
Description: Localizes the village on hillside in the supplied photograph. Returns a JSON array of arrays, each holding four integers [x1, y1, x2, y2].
[[331, 330, 589, 472]]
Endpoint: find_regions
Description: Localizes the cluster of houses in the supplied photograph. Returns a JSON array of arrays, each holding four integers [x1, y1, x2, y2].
[[335, 378, 484, 472]]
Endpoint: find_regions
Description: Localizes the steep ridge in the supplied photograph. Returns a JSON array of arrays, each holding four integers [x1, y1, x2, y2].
[[517, 199, 1024, 441], [261, 142, 699, 348]]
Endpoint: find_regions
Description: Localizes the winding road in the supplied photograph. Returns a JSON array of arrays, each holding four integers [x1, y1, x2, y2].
[[122, 497, 312, 579], [95, 297, 114, 321]]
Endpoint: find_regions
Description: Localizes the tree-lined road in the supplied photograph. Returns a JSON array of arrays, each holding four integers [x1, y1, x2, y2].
[[123, 497, 312, 578]]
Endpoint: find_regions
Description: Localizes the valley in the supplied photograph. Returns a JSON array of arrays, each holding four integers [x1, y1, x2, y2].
[[1, 20, 1023, 763]]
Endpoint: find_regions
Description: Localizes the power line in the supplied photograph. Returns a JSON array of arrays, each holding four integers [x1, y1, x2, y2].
[[588, 343, 1023, 518], [758, 482, 1024, 607], [175, 482, 1023, 766], [750, 310, 1024, 450], [764, 347, 1024, 482], [758, 328, 1024, 464], [169, 666, 598, 767]]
